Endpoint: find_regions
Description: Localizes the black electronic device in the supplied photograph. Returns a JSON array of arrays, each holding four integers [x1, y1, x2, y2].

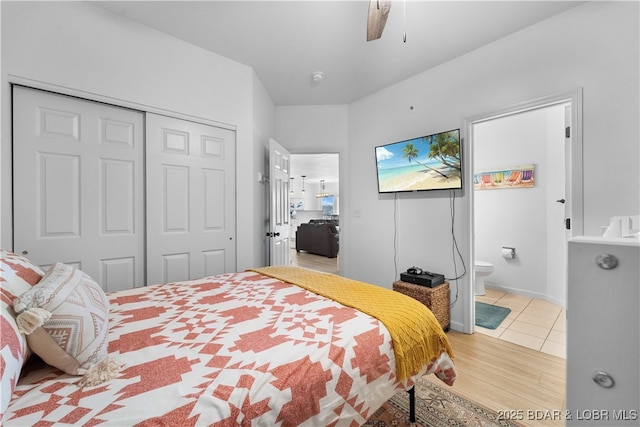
[[401, 267, 445, 288]]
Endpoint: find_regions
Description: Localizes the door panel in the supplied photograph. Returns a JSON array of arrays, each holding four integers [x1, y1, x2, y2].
[[13, 86, 145, 292], [268, 138, 291, 266], [163, 165, 190, 232], [39, 152, 80, 237], [101, 159, 136, 234], [146, 113, 236, 284], [203, 169, 225, 229]]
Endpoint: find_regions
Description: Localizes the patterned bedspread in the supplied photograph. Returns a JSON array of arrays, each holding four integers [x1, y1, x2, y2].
[[5, 270, 455, 426]]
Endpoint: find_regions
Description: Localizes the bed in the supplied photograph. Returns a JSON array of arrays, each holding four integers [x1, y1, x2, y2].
[[1, 251, 456, 426]]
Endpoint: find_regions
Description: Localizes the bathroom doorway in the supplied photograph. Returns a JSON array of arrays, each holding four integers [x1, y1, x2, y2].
[[466, 90, 583, 338], [473, 103, 568, 304]]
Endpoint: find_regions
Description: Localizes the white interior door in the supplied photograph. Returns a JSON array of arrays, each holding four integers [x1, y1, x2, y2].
[[146, 113, 236, 284], [561, 104, 573, 302], [268, 138, 291, 266], [12, 86, 145, 291]]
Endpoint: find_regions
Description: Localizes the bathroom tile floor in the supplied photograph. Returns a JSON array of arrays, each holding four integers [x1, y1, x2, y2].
[[475, 287, 566, 359]]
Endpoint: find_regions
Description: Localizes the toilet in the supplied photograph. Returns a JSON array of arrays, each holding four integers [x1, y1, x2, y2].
[[474, 260, 494, 296]]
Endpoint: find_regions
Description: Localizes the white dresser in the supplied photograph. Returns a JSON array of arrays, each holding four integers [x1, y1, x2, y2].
[[567, 236, 639, 426]]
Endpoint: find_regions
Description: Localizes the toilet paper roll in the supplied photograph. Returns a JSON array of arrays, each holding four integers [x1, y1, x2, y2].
[[501, 247, 515, 259]]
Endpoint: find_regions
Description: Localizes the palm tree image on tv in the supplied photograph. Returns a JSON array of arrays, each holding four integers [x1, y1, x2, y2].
[[376, 130, 461, 192], [429, 131, 461, 173], [402, 142, 450, 179]]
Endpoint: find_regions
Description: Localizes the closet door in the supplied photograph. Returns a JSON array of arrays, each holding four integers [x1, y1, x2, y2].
[[146, 113, 236, 284], [12, 86, 145, 291]]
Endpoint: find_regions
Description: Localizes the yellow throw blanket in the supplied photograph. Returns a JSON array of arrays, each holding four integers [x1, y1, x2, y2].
[[249, 266, 454, 381]]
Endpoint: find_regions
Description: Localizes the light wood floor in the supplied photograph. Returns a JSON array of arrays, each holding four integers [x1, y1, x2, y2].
[[290, 249, 566, 426], [290, 247, 339, 274], [445, 330, 566, 427]]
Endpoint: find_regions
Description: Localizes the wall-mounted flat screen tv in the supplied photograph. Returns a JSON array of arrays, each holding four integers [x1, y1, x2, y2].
[[375, 129, 462, 193]]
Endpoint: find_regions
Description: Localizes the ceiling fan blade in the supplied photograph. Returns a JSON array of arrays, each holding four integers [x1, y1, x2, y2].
[[366, 0, 392, 41]]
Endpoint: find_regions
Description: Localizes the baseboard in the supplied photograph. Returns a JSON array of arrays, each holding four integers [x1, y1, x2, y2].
[[448, 320, 467, 334], [484, 283, 566, 309]]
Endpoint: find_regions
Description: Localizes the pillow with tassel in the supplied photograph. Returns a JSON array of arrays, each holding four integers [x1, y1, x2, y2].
[[12, 262, 118, 387]]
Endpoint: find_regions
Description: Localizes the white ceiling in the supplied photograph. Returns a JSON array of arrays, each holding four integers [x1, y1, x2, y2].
[[90, 1, 583, 187], [92, 1, 583, 106], [290, 153, 340, 187]]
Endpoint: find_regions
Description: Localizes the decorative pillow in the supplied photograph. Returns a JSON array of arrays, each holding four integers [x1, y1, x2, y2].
[[12, 263, 117, 386], [0, 250, 44, 418], [0, 249, 44, 299]]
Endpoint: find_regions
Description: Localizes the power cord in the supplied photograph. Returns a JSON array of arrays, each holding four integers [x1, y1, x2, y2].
[[392, 189, 466, 307], [393, 192, 399, 280], [447, 189, 467, 308]]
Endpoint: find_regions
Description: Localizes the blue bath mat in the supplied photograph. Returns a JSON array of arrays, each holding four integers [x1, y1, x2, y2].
[[475, 301, 511, 329]]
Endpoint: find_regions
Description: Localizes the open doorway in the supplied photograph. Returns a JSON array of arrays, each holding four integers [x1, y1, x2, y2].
[[473, 104, 569, 305], [289, 153, 340, 275], [465, 90, 583, 356], [472, 103, 568, 358]]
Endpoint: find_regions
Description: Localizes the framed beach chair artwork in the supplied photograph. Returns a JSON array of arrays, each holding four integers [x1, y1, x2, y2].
[[480, 174, 494, 188], [473, 165, 535, 190]]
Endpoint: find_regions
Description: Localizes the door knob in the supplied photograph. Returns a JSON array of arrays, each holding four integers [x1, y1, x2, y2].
[[556, 199, 565, 204], [593, 371, 615, 388], [595, 253, 618, 270]]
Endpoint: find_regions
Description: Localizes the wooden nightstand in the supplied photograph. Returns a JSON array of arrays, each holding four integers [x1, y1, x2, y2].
[[393, 280, 450, 331]]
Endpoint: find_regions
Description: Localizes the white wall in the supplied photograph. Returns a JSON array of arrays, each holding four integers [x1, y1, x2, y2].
[[344, 1, 638, 332], [1, 1, 274, 270], [474, 111, 548, 297], [473, 105, 566, 306], [276, 106, 349, 152]]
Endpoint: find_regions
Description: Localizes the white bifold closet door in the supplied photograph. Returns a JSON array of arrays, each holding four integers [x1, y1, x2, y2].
[[145, 113, 236, 285], [12, 86, 145, 292], [12, 87, 237, 290]]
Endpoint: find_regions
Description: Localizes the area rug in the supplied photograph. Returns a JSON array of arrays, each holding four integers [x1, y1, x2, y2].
[[475, 301, 511, 329], [364, 376, 523, 427]]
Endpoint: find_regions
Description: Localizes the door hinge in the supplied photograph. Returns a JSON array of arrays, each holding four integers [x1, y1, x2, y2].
[[565, 126, 570, 138], [565, 218, 571, 230]]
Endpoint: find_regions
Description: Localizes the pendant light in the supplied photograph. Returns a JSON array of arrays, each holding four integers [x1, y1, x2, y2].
[[290, 177, 294, 195], [301, 175, 306, 194], [316, 180, 329, 198]]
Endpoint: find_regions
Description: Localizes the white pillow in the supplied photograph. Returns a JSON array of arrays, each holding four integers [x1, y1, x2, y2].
[[13, 263, 115, 385]]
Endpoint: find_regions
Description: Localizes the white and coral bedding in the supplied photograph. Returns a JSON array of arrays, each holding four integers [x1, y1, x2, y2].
[[4, 270, 455, 426]]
